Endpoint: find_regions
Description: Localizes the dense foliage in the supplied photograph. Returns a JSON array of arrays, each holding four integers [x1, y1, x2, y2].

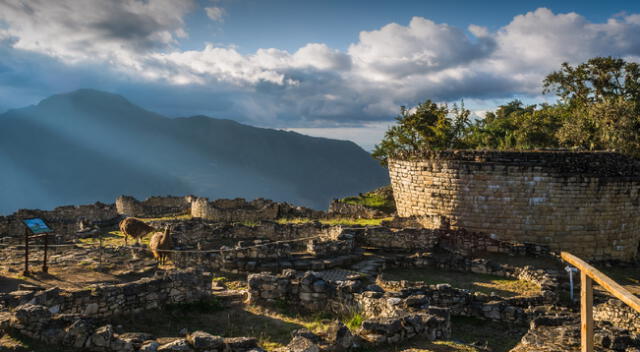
[[372, 57, 640, 164]]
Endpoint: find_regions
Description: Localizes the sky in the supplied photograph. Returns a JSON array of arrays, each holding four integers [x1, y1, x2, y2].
[[1, 0, 640, 150]]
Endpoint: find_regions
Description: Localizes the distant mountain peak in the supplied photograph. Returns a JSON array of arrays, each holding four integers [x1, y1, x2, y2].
[[0, 90, 388, 214]]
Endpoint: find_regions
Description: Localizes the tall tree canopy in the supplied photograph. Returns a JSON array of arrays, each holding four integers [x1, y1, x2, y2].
[[373, 56, 640, 165]]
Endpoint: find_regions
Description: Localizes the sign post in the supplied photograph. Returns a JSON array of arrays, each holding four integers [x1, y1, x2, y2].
[[24, 226, 29, 275], [21, 218, 53, 275]]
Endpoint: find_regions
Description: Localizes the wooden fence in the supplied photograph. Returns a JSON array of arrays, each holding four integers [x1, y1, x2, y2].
[[561, 252, 640, 352]]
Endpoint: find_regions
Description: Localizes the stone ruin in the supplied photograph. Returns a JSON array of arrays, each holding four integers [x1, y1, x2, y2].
[[389, 151, 640, 261], [0, 188, 639, 351]]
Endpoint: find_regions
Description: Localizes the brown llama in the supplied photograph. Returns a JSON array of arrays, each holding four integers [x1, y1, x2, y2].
[[119, 217, 156, 246], [149, 225, 174, 265]]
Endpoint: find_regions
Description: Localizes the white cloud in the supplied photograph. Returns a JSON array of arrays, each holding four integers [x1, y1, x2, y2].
[[348, 17, 494, 81], [2, 4, 640, 126], [205, 6, 225, 22], [0, 0, 195, 63]]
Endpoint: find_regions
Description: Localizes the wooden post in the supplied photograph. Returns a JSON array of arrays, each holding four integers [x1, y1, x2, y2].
[[23, 227, 29, 276], [581, 272, 594, 352], [98, 235, 103, 270], [42, 232, 49, 273]]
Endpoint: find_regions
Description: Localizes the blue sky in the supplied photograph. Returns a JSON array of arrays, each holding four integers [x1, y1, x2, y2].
[[183, 0, 640, 53], [1, 0, 640, 150]]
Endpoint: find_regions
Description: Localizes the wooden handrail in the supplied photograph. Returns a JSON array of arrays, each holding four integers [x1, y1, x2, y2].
[[561, 251, 640, 352], [561, 252, 640, 312]]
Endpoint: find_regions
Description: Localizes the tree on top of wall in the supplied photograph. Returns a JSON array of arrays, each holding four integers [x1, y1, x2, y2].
[[372, 100, 471, 165], [372, 56, 640, 166]]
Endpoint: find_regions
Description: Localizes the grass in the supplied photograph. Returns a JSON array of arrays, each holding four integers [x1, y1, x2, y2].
[[237, 220, 260, 227], [343, 310, 364, 330], [276, 217, 393, 226], [140, 214, 192, 222], [165, 297, 224, 314], [381, 267, 540, 298], [448, 316, 526, 352], [338, 186, 396, 214], [112, 304, 339, 351], [367, 339, 479, 352], [212, 273, 248, 291], [0, 333, 73, 352], [77, 230, 152, 247], [369, 317, 526, 352], [599, 265, 640, 296]]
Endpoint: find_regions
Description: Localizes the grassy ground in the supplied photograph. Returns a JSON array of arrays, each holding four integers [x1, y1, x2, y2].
[[338, 186, 396, 214], [449, 316, 526, 352], [0, 333, 74, 352], [481, 253, 563, 271], [76, 230, 151, 247], [140, 214, 192, 222], [368, 338, 479, 352], [381, 267, 540, 298], [276, 217, 393, 226], [111, 300, 339, 350], [598, 265, 640, 296]]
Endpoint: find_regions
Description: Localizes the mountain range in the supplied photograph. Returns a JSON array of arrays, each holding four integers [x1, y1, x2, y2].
[[0, 89, 388, 214]]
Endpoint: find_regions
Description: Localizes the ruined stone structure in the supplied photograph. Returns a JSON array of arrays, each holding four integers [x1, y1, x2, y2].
[[115, 195, 194, 217], [191, 197, 323, 222], [0, 270, 211, 317], [0, 203, 119, 239], [389, 151, 640, 261]]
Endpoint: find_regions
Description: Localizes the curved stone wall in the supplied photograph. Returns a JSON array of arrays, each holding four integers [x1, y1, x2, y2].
[[388, 151, 640, 260]]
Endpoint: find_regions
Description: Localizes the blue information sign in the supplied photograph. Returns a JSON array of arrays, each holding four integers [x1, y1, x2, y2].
[[22, 218, 52, 234]]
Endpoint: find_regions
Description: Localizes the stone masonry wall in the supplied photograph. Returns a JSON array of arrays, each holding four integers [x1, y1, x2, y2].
[[594, 298, 640, 336], [191, 197, 323, 222], [0, 270, 211, 317], [115, 195, 194, 217], [389, 151, 640, 261], [0, 202, 118, 240]]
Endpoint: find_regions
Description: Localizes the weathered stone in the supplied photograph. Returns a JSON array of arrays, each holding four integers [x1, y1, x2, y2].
[[158, 338, 194, 352], [223, 337, 258, 352], [323, 321, 353, 351], [139, 341, 161, 352], [187, 330, 224, 350], [287, 336, 319, 352], [88, 324, 114, 348], [63, 318, 94, 348]]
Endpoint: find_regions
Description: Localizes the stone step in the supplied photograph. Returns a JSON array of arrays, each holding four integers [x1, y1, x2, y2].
[[213, 290, 246, 306]]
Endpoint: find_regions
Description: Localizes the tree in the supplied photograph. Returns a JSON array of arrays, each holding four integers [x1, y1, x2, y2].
[[543, 57, 640, 111], [372, 100, 470, 165], [544, 57, 640, 155], [373, 56, 640, 161]]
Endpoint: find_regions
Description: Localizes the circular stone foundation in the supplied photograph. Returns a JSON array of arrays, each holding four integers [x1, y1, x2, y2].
[[388, 151, 640, 260]]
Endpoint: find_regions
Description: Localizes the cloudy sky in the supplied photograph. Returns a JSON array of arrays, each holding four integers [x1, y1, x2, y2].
[[2, 0, 640, 150]]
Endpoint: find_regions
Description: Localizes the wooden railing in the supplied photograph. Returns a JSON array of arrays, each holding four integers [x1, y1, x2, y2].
[[561, 252, 640, 352]]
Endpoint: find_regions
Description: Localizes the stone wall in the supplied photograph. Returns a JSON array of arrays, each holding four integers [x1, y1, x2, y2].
[[0, 202, 119, 240], [0, 270, 210, 317], [388, 151, 640, 261], [353, 227, 441, 251], [247, 269, 545, 326], [7, 305, 263, 352], [306, 233, 355, 257], [327, 201, 385, 219], [152, 219, 341, 251], [594, 298, 640, 336], [115, 195, 194, 217], [191, 197, 323, 222]]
